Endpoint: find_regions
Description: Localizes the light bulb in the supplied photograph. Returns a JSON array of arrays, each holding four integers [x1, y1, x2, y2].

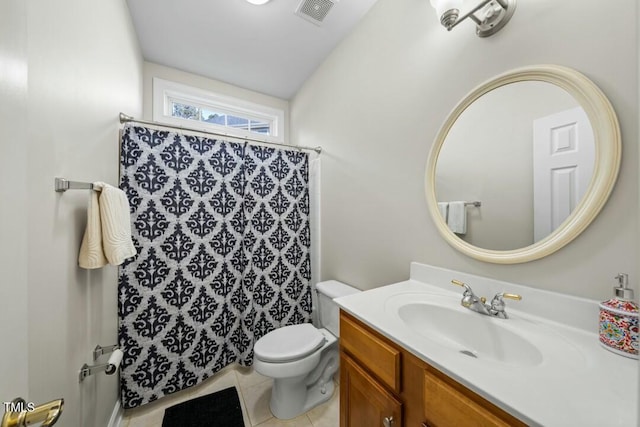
[[246, 0, 270, 5]]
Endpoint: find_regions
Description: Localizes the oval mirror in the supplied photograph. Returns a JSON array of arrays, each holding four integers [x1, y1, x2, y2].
[[425, 65, 620, 264]]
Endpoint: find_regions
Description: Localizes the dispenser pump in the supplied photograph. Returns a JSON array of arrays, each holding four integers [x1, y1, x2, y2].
[[614, 273, 634, 300]]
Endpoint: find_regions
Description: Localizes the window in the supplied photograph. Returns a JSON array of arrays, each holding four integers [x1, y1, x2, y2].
[[153, 78, 285, 143]]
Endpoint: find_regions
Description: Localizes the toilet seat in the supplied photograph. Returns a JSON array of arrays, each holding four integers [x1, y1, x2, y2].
[[254, 324, 326, 363]]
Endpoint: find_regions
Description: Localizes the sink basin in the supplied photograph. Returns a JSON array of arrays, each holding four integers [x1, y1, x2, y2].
[[397, 301, 543, 366], [382, 292, 584, 367]]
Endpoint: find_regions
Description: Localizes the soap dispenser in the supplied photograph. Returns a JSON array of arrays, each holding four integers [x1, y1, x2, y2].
[[598, 273, 639, 359]]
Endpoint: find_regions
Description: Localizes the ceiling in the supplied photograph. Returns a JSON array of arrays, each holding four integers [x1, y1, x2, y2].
[[126, 0, 380, 100]]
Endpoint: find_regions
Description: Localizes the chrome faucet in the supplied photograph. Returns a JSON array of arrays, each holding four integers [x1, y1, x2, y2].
[[451, 279, 491, 315], [451, 280, 521, 319]]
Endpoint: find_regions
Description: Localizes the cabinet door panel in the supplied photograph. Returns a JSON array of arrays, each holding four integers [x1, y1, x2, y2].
[[424, 367, 527, 427], [341, 352, 402, 427], [340, 312, 401, 392]]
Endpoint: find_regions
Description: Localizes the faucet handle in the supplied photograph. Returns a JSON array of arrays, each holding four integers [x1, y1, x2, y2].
[[451, 279, 476, 296], [491, 292, 522, 304], [490, 292, 522, 319]]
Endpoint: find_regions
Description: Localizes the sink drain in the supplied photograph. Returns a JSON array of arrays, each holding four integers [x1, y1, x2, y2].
[[459, 350, 478, 358]]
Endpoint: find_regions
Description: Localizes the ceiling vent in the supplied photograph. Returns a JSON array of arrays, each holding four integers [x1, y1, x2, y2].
[[295, 0, 337, 26]]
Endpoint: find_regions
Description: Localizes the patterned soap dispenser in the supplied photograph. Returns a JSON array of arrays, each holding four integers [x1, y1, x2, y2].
[[598, 273, 639, 359]]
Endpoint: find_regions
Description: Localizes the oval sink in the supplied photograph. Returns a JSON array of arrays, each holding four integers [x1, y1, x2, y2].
[[398, 302, 543, 366]]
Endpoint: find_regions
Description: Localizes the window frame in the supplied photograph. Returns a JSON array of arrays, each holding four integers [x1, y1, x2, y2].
[[152, 78, 285, 143]]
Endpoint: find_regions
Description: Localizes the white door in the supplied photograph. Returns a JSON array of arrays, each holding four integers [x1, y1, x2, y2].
[[1, 4, 65, 424], [533, 107, 595, 242], [0, 0, 30, 410]]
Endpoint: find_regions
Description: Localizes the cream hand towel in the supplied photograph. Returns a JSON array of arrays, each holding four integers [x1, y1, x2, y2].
[[447, 201, 467, 235], [98, 182, 137, 265], [437, 202, 449, 222], [78, 189, 108, 269]]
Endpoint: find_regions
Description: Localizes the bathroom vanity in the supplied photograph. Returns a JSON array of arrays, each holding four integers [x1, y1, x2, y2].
[[336, 263, 638, 427], [340, 311, 526, 426]]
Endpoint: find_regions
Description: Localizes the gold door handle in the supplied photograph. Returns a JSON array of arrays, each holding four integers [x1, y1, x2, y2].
[[1, 398, 64, 427]]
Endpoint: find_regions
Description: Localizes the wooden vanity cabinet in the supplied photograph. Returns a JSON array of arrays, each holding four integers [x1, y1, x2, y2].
[[340, 353, 402, 427], [340, 311, 403, 427], [339, 310, 527, 427]]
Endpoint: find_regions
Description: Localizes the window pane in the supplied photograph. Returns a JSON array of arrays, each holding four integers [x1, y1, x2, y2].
[[172, 102, 199, 121], [168, 95, 275, 138], [157, 79, 284, 142], [227, 115, 249, 129], [201, 109, 226, 125], [250, 120, 271, 135]]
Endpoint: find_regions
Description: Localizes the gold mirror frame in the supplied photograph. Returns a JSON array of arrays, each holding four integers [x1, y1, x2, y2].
[[425, 65, 621, 264]]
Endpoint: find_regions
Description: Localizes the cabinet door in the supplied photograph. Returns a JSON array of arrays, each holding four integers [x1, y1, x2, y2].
[[340, 311, 402, 393], [424, 367, 526, 427], [341, 352, 402, 427]]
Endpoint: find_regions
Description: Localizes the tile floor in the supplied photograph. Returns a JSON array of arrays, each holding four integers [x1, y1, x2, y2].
[[121, 365, 339, 427]]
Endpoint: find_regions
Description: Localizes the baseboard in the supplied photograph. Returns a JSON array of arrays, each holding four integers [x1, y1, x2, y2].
[[107, 399, 123, 427]]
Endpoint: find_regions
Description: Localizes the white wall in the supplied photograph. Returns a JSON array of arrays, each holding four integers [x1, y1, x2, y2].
[[291, 0, 638, 301], [0, 1, 142, 426], [143, 61, 290, 143]]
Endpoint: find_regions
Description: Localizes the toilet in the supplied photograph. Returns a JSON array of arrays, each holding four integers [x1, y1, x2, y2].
[[253, 280, 360, 419]]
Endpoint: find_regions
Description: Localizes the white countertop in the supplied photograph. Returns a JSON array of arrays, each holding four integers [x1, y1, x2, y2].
[[334, 263, 638, 427]]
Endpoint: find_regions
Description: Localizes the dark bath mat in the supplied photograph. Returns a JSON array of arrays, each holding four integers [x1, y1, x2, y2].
[[162, 386, 245, 427]]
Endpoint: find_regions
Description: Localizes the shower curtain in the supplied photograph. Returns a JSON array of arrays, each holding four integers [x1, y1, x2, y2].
[[118, 124, 312, 408]]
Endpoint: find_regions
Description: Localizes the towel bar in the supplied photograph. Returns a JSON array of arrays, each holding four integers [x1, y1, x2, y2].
[[54, 177, 96, 192]]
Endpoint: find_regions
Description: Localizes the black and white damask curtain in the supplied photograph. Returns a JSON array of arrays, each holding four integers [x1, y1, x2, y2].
[[118, 124, 312, 408]]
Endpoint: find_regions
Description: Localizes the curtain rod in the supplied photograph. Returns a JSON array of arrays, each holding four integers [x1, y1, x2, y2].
[[119, 113, 322, 154]]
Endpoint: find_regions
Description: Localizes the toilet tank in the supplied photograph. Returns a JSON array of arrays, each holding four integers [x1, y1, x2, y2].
[[316, 280, 360, 337]]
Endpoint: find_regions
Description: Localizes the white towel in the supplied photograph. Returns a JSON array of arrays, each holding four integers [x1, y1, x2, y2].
[[447, 201, 467, 235], [78, 182, 136, 268], [78, 189, 108, 269], [437, 202, 449, 221], [98, 183, 137, 265]]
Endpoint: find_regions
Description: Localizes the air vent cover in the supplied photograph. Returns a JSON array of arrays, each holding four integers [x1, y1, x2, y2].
[[295, 0, 337, 25]]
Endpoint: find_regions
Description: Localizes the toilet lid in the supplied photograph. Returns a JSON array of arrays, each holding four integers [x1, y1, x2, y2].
[[254, 324, 326, 363]]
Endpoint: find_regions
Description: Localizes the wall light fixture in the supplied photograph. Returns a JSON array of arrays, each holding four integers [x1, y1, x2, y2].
[[430, 0, 516, 37]]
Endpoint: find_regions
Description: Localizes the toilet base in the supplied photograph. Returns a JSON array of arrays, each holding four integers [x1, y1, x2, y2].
[[268, 338, 339, 419], [254, 329, 340, 420], [270, 377, 335, 420]]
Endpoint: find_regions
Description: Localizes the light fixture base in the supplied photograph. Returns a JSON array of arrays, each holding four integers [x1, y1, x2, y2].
[[441, 9, 460, 30], [475, 0, 516, 37]]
